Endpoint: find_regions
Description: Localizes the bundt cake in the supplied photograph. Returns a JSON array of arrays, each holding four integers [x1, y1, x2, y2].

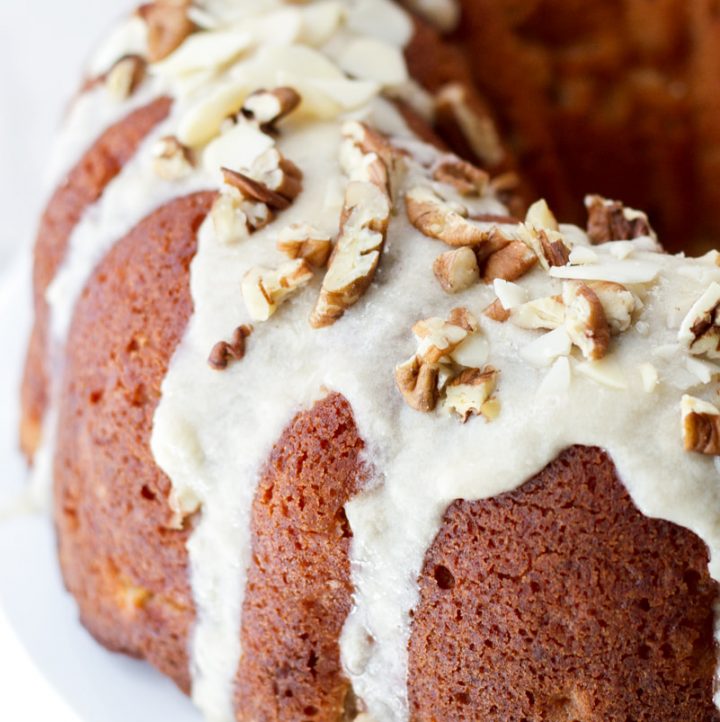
[[18, 1, 720, 720], [450, 0, 720, 252]]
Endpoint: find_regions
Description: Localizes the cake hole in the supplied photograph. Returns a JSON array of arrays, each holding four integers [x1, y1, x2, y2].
[[638, 643, 651, 660], [89, 390, 103, 405], [684, 569, 701, 594], [303, 706, 318, 717], [637, 597, 650, 612], [454, 691, 470, 705], [434, 565, 456, 590], [140, 485, 156, 502]]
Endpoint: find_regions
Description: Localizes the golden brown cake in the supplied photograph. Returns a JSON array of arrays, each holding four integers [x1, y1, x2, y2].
[[450, 0, 720, 253], [19, 1, 720, 721]]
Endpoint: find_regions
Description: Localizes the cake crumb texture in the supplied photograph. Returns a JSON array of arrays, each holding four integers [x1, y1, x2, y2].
[[236, 393, 367, 722], [408, 445, 720, 721], [53, 192, 214, 693]]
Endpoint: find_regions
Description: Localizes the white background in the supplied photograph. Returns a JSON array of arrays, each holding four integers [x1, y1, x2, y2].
[[0, 1, 133, 720]]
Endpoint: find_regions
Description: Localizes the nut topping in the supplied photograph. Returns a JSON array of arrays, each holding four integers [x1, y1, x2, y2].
[[483, 298, 511, 322], [563, 281, 611, 360], [152, 136, 194, 180], [482, 240, 538, 283], [241, 87, 302, 132], [138, 1, 194, 63], [208, 325, 253, 370], [395, 356, 440, 412], [587, 281, 637, 335], [585, 194, 656, 245], [510, 296, 565, 330], [682, 395, 720, 455], [211, 189, 271, 244], [277, 223, 333, 268], [310, 126, 395, 328], [443, 367, 498, 422], [105, 55, 146, 101], [242, 260, 314, 322], [412, 312, 473, 364], [678, 282, 720, 358], [406, 186, 516, 248], [433, 247, 480, 293], [432, 158, 489, 196], [525, 199, 559, 233], [221, 149, 302, 211]]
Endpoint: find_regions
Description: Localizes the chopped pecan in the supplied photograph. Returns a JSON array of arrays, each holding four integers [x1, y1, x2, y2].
[[443, 367, 498, 422], [138, 1, 194, 63], [241, 87, 301, 132], [242, 260, 314, 322], [277, 223, 333, 268], [482, 240, 538, 283], [433, 157, 489, 196], [484, 298, 511, 322], [434, 82, 505, 168], [208, 325, 253, 370], [585, 194, 655, 245], [406, 186, 517, 248], [395, 356, 440, 412], [587, 281, 637, 334], [682, 395, 720, 455], [310, 180, 391, 328], [678, 283, 720, 358], [510, 296, 565, 330], [433, 247, 480, 293], [412, 312, 473, 364], [563, 281, 611, 360]]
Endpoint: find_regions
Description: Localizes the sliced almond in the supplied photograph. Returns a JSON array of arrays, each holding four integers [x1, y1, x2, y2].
[[520, 326, 573, 367], [525, 198, 559, 232], [638, 362, 659, 393], [575, 358, 627, 389], [511, 296, 565, 331]]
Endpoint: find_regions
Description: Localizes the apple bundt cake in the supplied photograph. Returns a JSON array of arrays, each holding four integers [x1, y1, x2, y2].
[[19, 1, 720, 720]]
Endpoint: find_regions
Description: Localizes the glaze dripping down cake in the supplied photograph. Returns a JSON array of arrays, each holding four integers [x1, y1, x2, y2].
[[18, 1, 720, 720]]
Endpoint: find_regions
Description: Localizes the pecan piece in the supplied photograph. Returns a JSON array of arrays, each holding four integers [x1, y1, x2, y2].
[[208, 325, 253, 370], [395, 356, 440, 412], [138, 1, 194, 63], [585, 194, 655, 245], [482, 240, 538, 283], [563, 281, 611, 360], [682, 395, 720, 455], [433, 247, 480, 293]]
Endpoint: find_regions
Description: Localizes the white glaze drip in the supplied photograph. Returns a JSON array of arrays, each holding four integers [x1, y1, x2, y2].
[[31, 3, 720, 722]]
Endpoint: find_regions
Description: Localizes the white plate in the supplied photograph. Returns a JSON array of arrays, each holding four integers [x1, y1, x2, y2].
[[0, 252, 202, 722]]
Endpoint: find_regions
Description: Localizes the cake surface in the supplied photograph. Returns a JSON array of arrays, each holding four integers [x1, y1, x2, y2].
[[19, 1, 720, 721]]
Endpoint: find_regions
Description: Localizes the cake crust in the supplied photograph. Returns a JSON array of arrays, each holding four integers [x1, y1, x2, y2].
[[20, 96, 172, 459], [54, 191, 214, 692], [408, 445, 720, 721]]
